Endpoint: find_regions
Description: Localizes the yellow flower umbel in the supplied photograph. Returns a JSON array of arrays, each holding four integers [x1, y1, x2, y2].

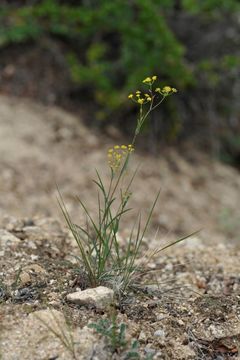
[[128, 76, 177, 110], [156, 86, 178, 96], [108, 144, 134, 173], [128, 89, 152, 106], [127, 76, 178, 143], [142, 75, 157, 84]]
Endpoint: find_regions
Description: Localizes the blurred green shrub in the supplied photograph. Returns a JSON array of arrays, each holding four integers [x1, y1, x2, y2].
[[0, 0, 191, 112], [0, 0, 239, 155], [182, 0, 239, 13]]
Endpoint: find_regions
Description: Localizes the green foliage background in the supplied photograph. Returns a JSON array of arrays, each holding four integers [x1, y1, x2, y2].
[[0, 0, 239, 160]]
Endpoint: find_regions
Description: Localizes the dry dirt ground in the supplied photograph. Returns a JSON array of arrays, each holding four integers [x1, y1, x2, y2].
[[0, 95, 240, 359], [0, 95, 239, 244]]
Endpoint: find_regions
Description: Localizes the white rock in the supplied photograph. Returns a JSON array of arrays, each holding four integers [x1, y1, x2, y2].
[[67, 286, 114, 310], [157, 314, 168, 321], [164, 263, 173, 271], [178, 319, 185, 326], [30, 254, 39, 261], [154, 329, 165, 337], [144, 347, 156, 356], [0, 229, 20, 249], [138, 330, 147, 342]]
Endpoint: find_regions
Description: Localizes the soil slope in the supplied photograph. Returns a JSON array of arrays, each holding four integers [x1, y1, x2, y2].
[[0, 96, 240, 359], [0, 95, 239, 244]]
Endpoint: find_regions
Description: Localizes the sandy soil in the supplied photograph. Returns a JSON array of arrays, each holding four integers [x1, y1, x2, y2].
[[0, 96, 240, 359], [0, 95, 239, 245]]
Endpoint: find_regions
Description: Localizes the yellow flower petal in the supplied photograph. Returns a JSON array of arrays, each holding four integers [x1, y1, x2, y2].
[[162, 86, 172, 93], [143, 77, 151, 83]]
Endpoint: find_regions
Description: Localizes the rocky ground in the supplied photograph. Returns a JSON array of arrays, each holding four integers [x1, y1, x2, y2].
[[0, 216, 239, 359], [0, 95, 240, 359]]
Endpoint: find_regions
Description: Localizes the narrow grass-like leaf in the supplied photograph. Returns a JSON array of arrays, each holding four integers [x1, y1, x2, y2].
[[150, 230, 200, 256], [57, 190, 96, 285]]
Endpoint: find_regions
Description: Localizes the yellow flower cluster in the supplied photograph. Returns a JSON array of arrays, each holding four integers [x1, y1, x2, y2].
[[142, 75, 157, 84], [108, 144, 134, 172], [155, 86, 177, 95], [128, 76, 177, 105], [128, 90, 152, 105]]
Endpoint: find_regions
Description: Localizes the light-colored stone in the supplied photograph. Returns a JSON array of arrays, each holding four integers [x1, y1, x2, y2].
[[144, 346, 156, 356], [15, 264, 47, 287], [138, 330, 147, 342], [23, 264, 46, 274], [48, 292, 61, 306], [66, 286, 114, 310], [19, 272, 31, 286], [0, 229, 20, 249], [154, 329, 165, 337], [0, 309, 107, 360], [193, 318, 240, 342], [1, 216, 24, 232]]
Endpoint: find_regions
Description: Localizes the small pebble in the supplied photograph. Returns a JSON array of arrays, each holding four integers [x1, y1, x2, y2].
[[157, 314, 167, 321], [144, 347, 156, 355], [154, 329, 165, 337], [138, 331, 147, 342]]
